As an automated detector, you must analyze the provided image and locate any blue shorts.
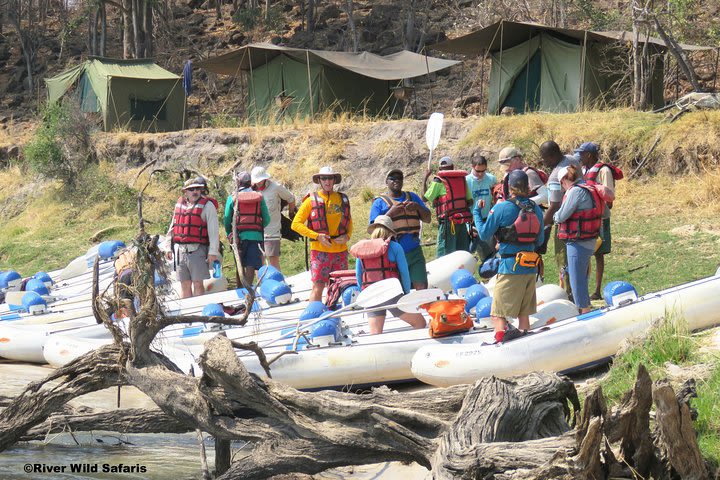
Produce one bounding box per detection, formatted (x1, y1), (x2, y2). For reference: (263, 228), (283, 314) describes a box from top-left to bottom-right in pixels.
(240, 240), (263, 270)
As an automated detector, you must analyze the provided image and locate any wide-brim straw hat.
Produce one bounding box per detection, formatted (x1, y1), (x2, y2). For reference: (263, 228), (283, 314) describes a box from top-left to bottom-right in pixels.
(367, 214), (397, 236)
(312, 166), (342, 184)
(183, 176), (207, 190)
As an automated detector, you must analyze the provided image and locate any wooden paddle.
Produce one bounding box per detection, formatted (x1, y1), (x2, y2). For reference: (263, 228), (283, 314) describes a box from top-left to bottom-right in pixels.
(425, 112), (444, 169)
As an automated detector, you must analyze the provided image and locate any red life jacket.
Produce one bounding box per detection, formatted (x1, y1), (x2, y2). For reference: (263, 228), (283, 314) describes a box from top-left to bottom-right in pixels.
(171, 196), (210, 244)
(206, 196), (219, 210)
(584, 162), (624, 184)
(233, 190), (264, 233)
(434, 170), (472, 224)
(495, 198), (541, 245)
(497, 167), (549, 201)
(376, 192), (422, 235)
(349, 238), (399, 289)
(557, 184), (605, 241)
(306, 192), (351, 237)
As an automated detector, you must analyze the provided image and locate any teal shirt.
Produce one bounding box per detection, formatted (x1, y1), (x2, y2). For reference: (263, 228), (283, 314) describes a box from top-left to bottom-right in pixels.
(466, 172), (497, 220)
(223, 189), (271, 242)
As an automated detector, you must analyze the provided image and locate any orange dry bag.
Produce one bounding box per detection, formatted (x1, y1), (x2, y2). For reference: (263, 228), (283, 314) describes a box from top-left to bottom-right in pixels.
(419, 299), (474, 338)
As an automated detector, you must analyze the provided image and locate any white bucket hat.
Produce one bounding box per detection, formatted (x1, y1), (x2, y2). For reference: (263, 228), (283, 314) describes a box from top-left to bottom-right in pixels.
(312, 166), (342, 184)
(251, 166), (271, 184)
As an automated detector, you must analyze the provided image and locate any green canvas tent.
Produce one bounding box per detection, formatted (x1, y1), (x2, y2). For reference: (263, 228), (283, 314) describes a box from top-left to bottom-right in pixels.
(45, 57), (186, 132)
(432, 20), (713, 114)
(196, 43), (460, 122)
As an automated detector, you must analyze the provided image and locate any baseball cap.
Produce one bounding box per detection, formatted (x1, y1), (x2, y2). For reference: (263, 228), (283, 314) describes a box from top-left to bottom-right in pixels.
(507, 169), (529, 191)
(498, 146), (522, 164)
(235, 171), (251, 186)
(574, 142), (599, 155)
(438, 156), (453, 168)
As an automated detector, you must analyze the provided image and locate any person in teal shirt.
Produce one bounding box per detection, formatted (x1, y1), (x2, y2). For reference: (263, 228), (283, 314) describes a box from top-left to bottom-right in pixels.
(467, 154), (497, 261)
(224, 171), (271, 285)
(479, 170), (544, 343)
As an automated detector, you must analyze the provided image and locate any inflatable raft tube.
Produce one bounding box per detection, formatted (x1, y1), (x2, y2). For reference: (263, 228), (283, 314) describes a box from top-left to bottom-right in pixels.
(427, 251), (478, 292)
(0, 320), (97, 363)
(411, 275), (720, 387)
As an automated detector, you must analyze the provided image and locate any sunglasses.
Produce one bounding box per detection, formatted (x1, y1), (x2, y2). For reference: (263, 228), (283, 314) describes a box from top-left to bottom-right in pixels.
(473, 167), (487, 173)
(186, 187), (202, 191)
(387, 176), (403, 182)
(318, 176), (335, 181)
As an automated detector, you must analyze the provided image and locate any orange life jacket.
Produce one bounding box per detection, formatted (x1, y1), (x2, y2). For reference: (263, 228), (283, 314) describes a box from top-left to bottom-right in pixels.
(306, 192), (351, 237)
(114, 249), (135, 276)
(558, 184), (604, 241)
(349, 238), (399, 289)
(420, 299), (473, 338)
(233, 190), (264, 233)
(434, 170), (472, 224)
(171, 196), (210, 244)
(376, 192), (422, 235)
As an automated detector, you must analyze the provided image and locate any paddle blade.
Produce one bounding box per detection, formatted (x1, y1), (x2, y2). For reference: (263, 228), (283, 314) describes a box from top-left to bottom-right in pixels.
(397, 288), (445, 313)
(425, 112), (444, 152)
(354, 278), (403, 309)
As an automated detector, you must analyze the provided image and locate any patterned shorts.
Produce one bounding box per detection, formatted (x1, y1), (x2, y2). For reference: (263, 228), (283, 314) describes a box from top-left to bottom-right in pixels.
(310, 250), (349, 284)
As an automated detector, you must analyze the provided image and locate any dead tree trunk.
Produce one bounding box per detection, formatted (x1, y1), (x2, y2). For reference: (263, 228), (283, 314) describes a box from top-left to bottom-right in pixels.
(653, 15), (701, 92)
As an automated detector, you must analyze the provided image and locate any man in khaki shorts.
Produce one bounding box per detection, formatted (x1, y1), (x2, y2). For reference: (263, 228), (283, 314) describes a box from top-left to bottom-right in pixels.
(166, 177), (221, 298)
(478, 170), (545, 343)
(251, 166), (296, 271)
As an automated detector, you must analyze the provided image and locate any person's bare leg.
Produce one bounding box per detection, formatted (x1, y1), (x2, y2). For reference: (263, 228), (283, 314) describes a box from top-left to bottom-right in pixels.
(491, 315), (507, 342)
(268, 256), (281, 270)
(180, 280), (193, 299)
(191, 280), (205, 297)
(400, 312), (426, 329)
(411, 281), (428, 290)
(242, 267), (256, 286)
(310, 282), (326, 302)
(593, 253), (605, 298)
(517, 314), (530, 332)
(368, 314), (386, 335)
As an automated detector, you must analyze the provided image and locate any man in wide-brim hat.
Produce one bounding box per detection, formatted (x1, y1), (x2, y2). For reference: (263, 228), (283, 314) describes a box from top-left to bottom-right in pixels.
(249, 166), (296, 272)
(166, 176), (221, 298)
(292, 166), (352, 301)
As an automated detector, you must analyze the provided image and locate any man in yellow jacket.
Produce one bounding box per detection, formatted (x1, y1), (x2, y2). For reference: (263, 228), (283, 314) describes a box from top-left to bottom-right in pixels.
(292, 166), (353, 301)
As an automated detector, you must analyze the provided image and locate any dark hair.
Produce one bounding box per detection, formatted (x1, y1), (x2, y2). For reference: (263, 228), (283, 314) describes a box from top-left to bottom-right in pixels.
(471, 155), (488, 167)
(540, 140), (561, 157)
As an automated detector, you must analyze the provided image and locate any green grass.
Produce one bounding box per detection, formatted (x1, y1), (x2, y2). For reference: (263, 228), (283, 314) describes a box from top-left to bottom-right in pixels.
(696, 361), (720, 466)
(598, 312), (698, 403)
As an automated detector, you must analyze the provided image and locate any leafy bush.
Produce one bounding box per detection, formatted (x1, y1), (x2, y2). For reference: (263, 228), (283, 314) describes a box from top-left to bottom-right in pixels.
(24, 101), (96, 189)
(232, 6), (261, 29)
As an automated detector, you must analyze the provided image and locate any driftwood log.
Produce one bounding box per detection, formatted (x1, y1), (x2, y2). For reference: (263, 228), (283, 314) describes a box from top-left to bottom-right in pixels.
(0, 228), (713, 478)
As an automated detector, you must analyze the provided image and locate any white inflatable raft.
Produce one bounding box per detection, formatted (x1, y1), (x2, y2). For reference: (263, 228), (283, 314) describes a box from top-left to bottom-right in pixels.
(411, 274), (720, 387)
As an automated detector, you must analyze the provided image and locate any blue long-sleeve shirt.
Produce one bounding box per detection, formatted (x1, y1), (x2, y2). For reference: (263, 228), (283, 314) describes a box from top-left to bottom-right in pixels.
(355, 240), (412, 293)
(553, 180), (597, 250)
(479, 197), (545, 275)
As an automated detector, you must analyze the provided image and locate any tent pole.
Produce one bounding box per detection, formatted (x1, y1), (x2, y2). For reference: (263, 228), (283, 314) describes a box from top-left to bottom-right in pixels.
(497, 20), (503, 114)
(478, 60), (484, 115)
(480, 23), (501, 115)
(306, 50), (314, 118)
(524, 30), (531, 113)
(579, 29), (588, 111)
(248, 48), (258, 124)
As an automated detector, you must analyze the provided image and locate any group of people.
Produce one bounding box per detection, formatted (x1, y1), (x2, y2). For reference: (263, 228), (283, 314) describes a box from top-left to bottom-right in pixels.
(164, 139), (622, 341)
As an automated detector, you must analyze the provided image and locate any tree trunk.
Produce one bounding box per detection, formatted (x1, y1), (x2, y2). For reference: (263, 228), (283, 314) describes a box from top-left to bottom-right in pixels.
(215, 0), (221, 20)
(132, 0), (142, 58)
(122, 0), (133, 58)
(344, 0), (357, 52)
(403, 0), (415, 52)
(143, 0), (152, 57)
(100, 1), (107, 57)
(307, 0), (315, 33)
(653, 15), (702, 92)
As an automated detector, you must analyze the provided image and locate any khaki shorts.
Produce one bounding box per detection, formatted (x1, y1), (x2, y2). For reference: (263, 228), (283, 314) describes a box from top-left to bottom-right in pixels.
(176, 244), (210, 282)
(490, 273), (537, 318)
(263, 239), (281, 257)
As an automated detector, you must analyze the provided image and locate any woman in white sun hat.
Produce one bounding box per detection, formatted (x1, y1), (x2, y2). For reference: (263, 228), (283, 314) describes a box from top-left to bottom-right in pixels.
(291, 166), (353, 301)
